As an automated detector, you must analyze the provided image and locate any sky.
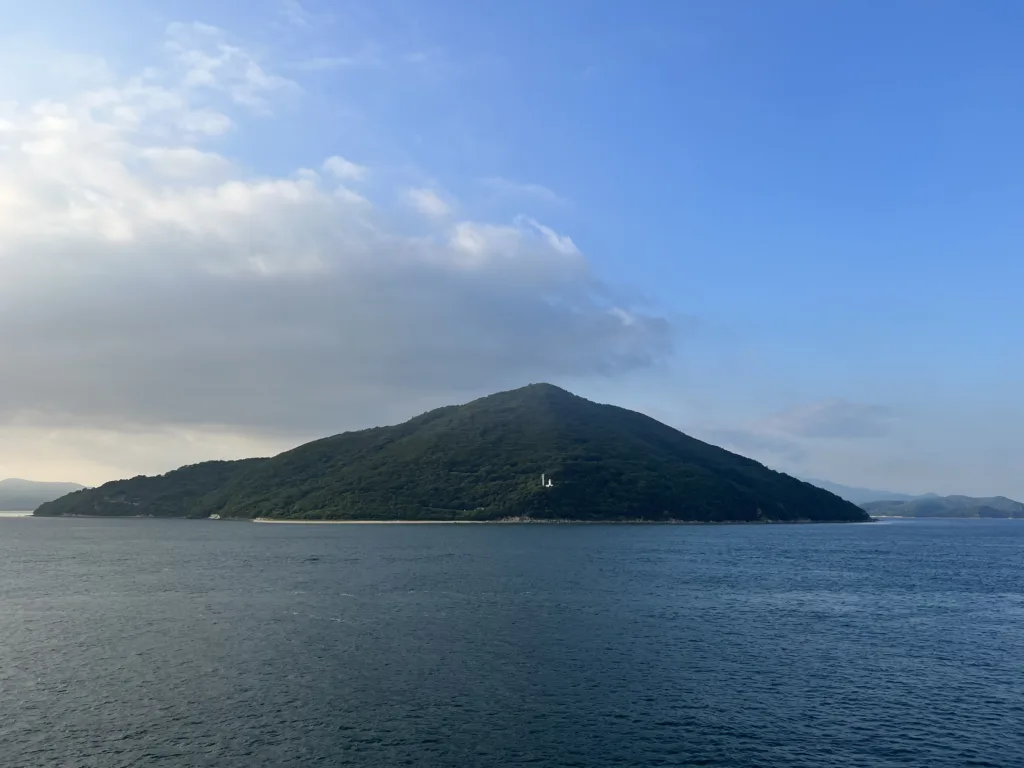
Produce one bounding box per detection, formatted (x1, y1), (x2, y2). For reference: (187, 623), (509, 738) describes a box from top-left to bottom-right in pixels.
(1, 0), (1022, 497)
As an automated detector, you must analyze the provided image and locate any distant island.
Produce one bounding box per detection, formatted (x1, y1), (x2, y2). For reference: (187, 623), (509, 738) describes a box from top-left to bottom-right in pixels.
(862, 495), (1024, 519)
(800, 478), (932, 506)
(0, 479), (85, 511)
(35, 384), (869, 524)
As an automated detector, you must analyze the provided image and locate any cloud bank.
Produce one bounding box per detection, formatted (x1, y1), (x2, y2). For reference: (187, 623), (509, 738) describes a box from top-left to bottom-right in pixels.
(0, 23), (671, 441)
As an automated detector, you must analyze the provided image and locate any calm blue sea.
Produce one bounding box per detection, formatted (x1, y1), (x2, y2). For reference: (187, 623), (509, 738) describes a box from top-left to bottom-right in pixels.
(1, 517), (1021, 767)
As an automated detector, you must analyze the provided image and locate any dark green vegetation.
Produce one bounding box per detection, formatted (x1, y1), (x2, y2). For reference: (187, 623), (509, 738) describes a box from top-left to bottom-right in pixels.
(36, 384), (870, 523)
(35, 461), (264, 518)
(0, 479), (84, 511)
(862, 495), (1024, 518)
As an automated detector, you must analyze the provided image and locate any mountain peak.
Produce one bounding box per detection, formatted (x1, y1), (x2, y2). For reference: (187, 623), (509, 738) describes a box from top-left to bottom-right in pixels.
(486, 382), (578, 401)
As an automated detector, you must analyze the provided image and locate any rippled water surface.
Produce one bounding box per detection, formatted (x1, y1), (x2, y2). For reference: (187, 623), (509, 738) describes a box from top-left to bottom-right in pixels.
(2, 518), (1022, 767)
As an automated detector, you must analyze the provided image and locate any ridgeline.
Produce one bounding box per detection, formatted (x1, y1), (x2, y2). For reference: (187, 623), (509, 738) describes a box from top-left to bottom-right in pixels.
(35, 384), (869, 523)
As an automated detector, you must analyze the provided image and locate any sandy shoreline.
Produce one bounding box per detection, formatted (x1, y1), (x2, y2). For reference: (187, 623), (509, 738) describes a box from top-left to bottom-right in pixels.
(251, 517), (870, 525)
(19, 515), (875, 525)
(253, 518), (490, 524)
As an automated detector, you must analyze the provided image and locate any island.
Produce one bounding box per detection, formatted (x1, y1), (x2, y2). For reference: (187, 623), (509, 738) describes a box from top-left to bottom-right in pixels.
(862, 495), (1024, 519)
(35, 384), (870, 523)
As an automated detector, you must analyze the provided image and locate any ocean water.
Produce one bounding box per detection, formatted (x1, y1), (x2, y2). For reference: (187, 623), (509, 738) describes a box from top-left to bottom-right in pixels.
(1, 518), (1021, 767)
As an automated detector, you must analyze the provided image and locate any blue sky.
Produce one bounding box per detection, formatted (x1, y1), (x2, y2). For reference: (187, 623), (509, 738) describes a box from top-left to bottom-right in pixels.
(1, 0), (1022, 496)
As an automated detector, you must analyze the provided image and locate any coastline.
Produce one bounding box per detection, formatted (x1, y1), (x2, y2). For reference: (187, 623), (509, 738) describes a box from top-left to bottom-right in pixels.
(34, 514), (1024, 523)
(253, 518), (488, 524)
(24, 514), (875, 524)
(252, 517), (873, 525)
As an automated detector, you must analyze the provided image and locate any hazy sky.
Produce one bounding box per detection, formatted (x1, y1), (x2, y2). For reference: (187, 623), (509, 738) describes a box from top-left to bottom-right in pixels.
(1, 0), (1022, 497)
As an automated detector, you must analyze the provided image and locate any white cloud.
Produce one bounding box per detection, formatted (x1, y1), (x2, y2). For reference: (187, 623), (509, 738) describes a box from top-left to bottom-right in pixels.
(323, 155), (368, 181)
(479, 176), (568, 206)
(0, 23), (672, 461)
(763, 399), (895, 439)
(179, 110), (234, 136)
(49, 54), (114, 86)
(691, 397), (908, 497)
(519, 216), (580, 255)
(333, 185), (371, 206)
(697, 399), (895, 471)
(140, 146), (233, 180)
(287, 56), (356, 71)
(699, 428), (809, 466)
(405, 187), (452, 218)
(276, 0), (343, 34)
(279, 0), (312, 28)
(164, 22), (297, 112)
(283, 48), (385, 72)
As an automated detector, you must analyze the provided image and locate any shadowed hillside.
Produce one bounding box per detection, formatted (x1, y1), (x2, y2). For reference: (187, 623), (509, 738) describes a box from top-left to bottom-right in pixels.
(34, 462), (264, 518)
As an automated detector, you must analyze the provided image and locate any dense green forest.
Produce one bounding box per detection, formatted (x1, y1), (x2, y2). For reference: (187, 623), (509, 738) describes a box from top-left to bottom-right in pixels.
(35, 461), (264, 518)
(36, 384), (869, 523)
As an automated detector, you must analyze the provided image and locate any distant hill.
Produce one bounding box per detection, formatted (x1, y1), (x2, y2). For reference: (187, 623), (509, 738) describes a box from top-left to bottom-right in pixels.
(802, 478), (931, 505)
(862, 495), (1024, 519)
(0, 479), (85, 511)
(36, 384), (870, 523)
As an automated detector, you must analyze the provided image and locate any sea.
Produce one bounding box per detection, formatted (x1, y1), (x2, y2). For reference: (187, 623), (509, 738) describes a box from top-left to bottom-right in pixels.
(1, 516), (1021, 767)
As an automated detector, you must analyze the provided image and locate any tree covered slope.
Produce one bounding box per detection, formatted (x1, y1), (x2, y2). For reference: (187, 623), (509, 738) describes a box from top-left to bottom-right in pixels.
(36, 384), (869, 523)
(34, 461), (265, 518)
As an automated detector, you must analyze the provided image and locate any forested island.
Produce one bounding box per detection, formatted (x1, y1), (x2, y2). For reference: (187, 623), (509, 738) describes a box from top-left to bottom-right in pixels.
(35, 384), (869, 523)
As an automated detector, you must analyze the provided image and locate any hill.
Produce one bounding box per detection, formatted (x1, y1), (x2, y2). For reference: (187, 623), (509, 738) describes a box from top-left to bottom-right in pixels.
(34, 461), (265, 518)
(862, 495), (1024, 519)
(0, 479), (85, 511)
(36, 384), (870, 523)
(801, 478), (929, 505)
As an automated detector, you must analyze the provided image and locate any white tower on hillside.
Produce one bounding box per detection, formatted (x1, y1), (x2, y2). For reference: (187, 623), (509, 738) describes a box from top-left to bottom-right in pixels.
(541, 473), (553, 488)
